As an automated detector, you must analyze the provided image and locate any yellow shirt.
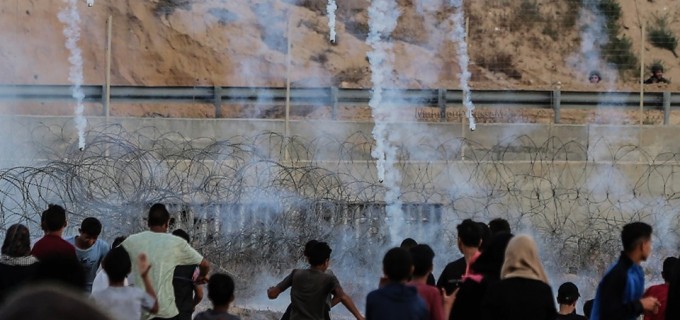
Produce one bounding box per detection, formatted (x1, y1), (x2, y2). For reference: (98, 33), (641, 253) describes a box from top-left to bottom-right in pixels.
(122, 231), (203, 319)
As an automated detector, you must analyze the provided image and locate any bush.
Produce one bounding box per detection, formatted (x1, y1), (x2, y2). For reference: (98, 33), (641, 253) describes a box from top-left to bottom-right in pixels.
(477, 52), (522, 80)
(153, 0), (192, 17)
(602, 35), (638, 71)
(509, 0), (542, 31)
(647, 14), (678, 56)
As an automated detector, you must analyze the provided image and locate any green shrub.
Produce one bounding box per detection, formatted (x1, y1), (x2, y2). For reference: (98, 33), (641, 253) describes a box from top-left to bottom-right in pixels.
(647, 14), (678, 56)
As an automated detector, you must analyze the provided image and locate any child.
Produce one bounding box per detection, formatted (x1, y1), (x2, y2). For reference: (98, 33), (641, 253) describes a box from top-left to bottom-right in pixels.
(366, 247), (428, 320)
(194, 273), (240, 320)
(91, 246), (158, 320)
(268, 241), (364, 320)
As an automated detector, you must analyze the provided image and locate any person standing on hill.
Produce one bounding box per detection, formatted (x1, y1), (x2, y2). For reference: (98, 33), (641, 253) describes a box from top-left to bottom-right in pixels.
(590, 222), (660, 320)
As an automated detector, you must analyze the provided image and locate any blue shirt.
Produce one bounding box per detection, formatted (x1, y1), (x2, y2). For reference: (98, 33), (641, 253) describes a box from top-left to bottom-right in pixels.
(591, 253), (645, 320)
(65, 236), (109, 292)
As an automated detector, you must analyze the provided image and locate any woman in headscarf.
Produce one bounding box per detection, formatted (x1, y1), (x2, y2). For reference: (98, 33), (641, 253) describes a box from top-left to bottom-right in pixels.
(0, 224), (40, 302)
(448, 232), (513, 320)
(481, 234), (556, 320)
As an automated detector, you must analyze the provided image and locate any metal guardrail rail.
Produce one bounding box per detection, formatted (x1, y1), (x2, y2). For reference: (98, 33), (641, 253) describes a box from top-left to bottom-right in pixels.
(0, 85), (677, 124)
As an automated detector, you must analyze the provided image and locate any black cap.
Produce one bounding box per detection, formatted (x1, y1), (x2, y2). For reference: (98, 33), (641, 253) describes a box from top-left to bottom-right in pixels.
(557, 282), (580, 304)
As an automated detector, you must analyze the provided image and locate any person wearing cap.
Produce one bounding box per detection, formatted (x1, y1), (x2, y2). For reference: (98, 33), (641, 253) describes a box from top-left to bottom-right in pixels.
(644, 65), (670, 84)
(556, 282), (587, 320)
(642, 257), (677, 320)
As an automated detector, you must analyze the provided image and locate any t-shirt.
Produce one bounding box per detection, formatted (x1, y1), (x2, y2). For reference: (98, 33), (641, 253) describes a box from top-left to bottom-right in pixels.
(275, 269), (340, 320)
(409, 282), (444, 320)
(91, 269), (128, 293)
(65, 236), (110, 292)
(31, 235), (77, 261)
(194, 309), (241, 320)
(122, 231), (204, 319)
(643, 283), (669, 320)
(91, 286), (155, 320)
(556, 312), (587, 320)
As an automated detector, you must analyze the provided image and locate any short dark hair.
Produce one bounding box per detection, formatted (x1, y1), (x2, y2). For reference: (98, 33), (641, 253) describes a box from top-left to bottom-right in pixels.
(383, 247), (413, 282)
(102, 246), (131, 283)
(80, 217), (102, 237)
(477, 222), (491, 252)
(621, 222), (652, 253)
(307, 241), (332, 266)
(489, 218), (511, 235)
(663, 257), (678, 282)
(400, 238), (418, 249)
(207, 273), (235, 306)
(172, 229), (190, 243)
(303, 240), (319, 257)
(457, 219), (482, 248)
(2, 224), (31, 257)
(409, 244), (435, 277)
(111, 236), (126, 249)
(41, 204), (66, 232)
(148, 203), (170, 227)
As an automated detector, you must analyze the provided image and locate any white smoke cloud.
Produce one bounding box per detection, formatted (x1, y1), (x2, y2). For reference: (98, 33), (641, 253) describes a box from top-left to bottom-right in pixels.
(57, 0), (87, 150)
(449, 0), (476, 130)
(366, 0), (403, 243)
(327, 0), (337, 43)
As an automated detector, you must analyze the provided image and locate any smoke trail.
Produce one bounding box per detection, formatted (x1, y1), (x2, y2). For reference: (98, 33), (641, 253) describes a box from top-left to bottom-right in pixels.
(58, 0), (87, 150)
(327, 0), (337, 44)
(449, 0), (476, 130)
(366, 0), (402, 243)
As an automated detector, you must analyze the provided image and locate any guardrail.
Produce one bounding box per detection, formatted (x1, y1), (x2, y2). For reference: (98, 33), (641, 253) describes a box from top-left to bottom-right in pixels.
(0, 85), (676, 124)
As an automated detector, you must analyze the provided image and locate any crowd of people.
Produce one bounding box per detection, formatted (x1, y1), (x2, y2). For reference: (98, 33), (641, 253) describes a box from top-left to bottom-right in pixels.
(268, 218), (680, 320)
(0, 203), (234, 320)
(0, 203), (679, 320)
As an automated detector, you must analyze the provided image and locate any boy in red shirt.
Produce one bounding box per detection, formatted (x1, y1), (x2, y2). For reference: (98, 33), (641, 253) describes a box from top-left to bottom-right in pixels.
(643, 257), (677, 320)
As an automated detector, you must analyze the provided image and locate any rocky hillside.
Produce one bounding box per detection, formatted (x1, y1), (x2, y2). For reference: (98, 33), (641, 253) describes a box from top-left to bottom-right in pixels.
(0, 0), (679, 119)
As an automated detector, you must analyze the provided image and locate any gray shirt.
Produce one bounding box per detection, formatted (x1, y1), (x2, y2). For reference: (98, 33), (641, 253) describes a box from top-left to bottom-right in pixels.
(276, 269), (340, 320)
(91, 286), (155, 320)
(66, 236), (109, 292)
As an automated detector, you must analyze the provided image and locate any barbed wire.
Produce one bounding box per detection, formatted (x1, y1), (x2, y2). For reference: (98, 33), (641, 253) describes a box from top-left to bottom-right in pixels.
(0, 122), (677, 305)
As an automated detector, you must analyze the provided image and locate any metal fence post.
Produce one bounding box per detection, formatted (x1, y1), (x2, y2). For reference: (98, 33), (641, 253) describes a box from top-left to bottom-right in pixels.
(438, 88), (447, 122)
(663, 91), (671, 125)
(214, 86), (222, 118)
(552, 89), (561, 124)
(330, 86), (339, 120)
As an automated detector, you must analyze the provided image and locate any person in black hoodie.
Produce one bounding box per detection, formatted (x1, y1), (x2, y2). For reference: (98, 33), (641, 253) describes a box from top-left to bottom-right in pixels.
(449, 232), (513, 320)
(481, 234), (557, 320)
(666, 254), (680, 319)
(0, 224), (40, 303)
(366, 247), (428, 320)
